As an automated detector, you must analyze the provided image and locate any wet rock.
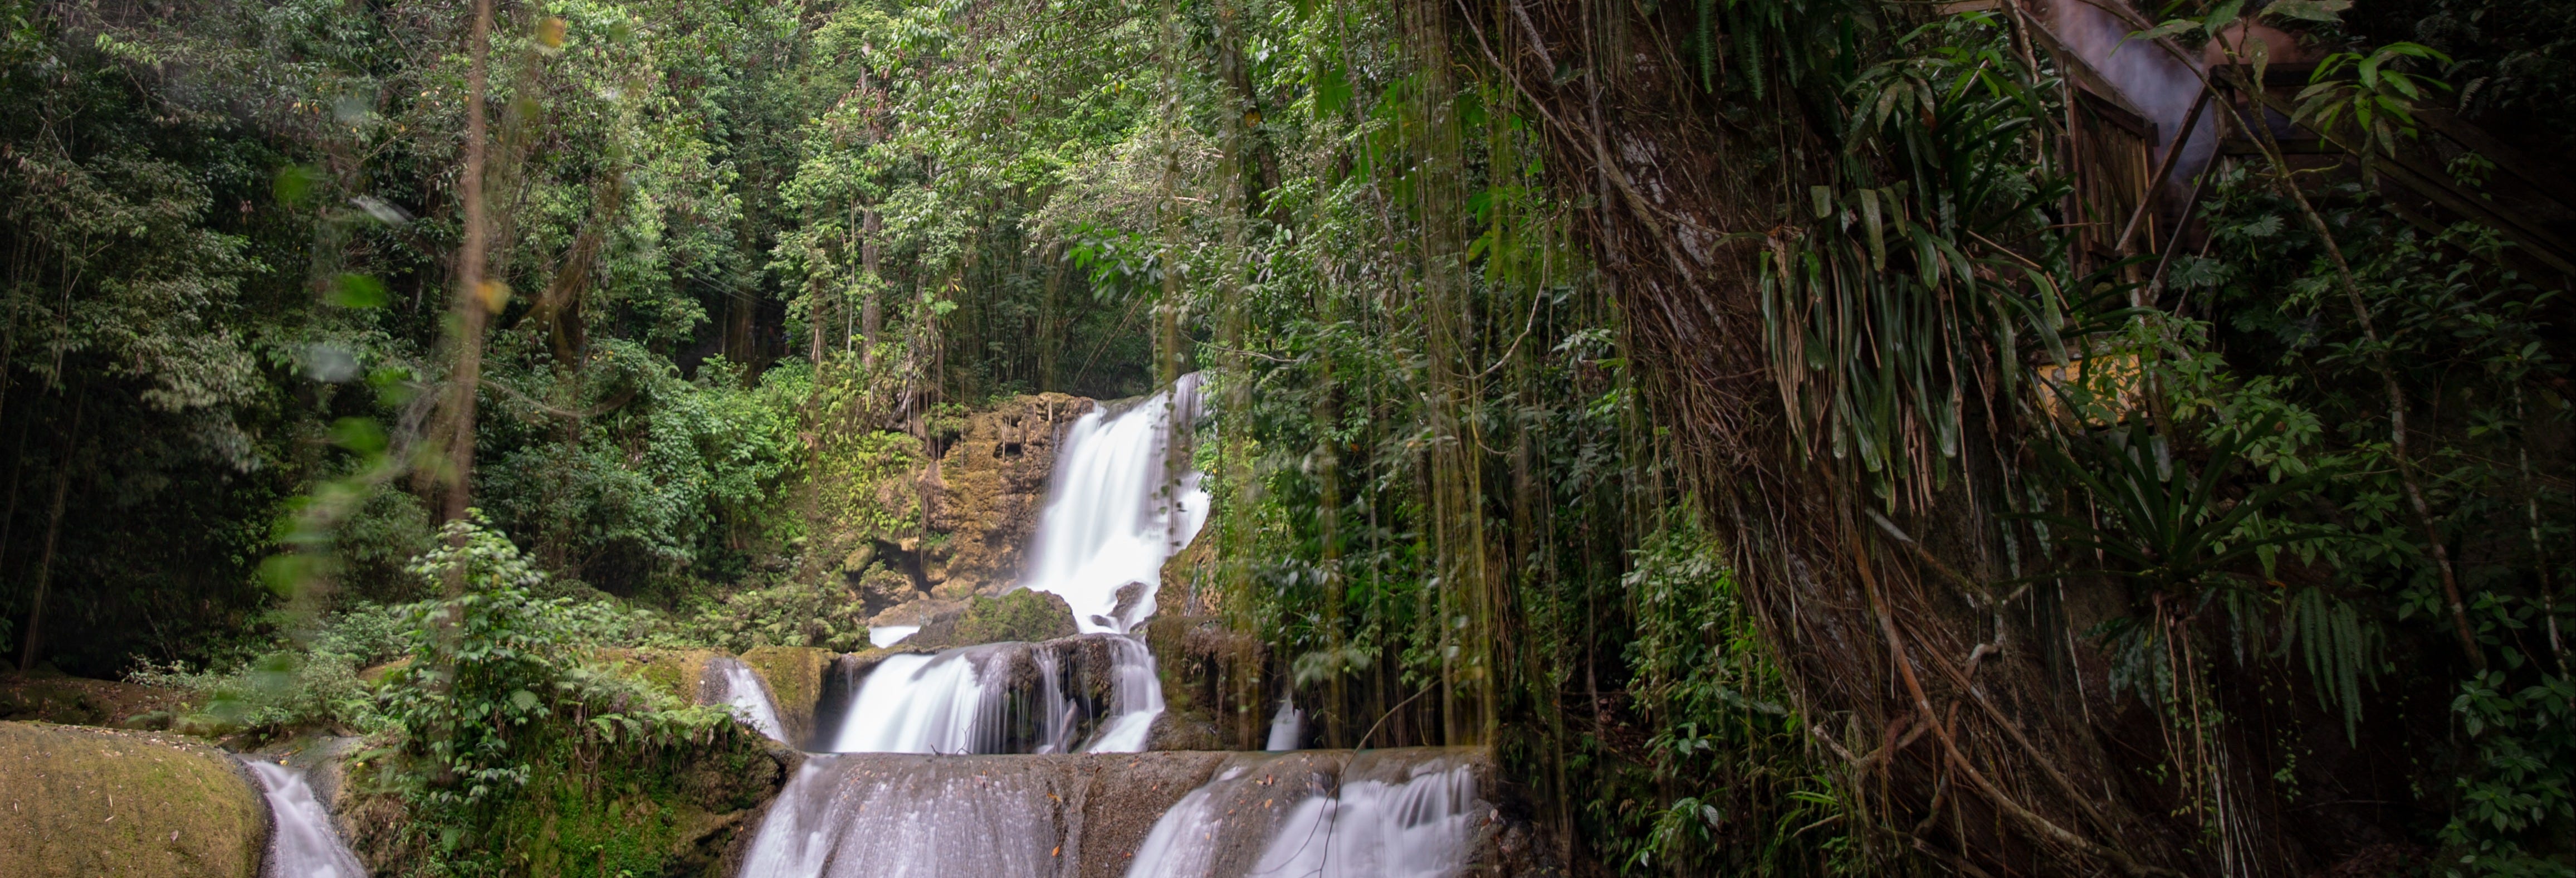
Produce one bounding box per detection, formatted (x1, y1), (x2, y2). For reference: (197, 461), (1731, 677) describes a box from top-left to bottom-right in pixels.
(894, 589), (1077, 652)
(922, 394), (1091, 598)
(726, 747), (1508, 877)
(850, 564), (920, 618)
(1143, 614), (1270, 750)
(728, 750), (1225, 877)
(0, 721), (265, 878)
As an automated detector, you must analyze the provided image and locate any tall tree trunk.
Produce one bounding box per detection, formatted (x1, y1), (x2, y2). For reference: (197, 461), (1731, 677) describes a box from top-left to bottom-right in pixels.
(17, 387), (82, 672)
(442, 0), (496, 537)
(862, 208), (883, 364)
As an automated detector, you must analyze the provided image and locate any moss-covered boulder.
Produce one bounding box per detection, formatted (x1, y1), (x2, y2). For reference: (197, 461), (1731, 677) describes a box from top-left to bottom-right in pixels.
(894, 589), (1078, 653)
(737, 646), (830, 744)
(0, 721), (265, 878)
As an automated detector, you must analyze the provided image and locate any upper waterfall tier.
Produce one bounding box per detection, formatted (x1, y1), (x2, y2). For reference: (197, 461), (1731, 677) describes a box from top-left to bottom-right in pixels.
(1021, 373), (1209, 635)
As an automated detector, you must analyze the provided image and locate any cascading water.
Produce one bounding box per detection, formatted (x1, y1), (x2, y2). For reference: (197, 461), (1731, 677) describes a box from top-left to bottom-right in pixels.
(1122, 764), (1256, 878)
(1247, 760), (1481, 878)
(813, 636), (1160, 755)
(740, 375), (1229, 876)
(1122, 749), (1490, 878)
(822, 646), (1008, 754)
(737, 755), (1066, 878)
(1022, 373), (1208, 635)
(242, 760), (366, 878)
(805, 376), (1203, 759)
(1264, 698), (1303, 752)
(1074, 633), (1164, 753)
(706, 656), (791, 744)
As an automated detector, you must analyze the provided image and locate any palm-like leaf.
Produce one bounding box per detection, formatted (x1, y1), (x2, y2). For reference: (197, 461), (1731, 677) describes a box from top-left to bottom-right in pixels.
(2025, 414), (2319, 594)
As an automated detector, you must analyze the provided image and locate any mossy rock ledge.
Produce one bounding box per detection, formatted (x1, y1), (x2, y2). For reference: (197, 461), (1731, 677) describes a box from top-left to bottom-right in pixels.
(0, 721), (265, 878)
(736, 646), (831, 744)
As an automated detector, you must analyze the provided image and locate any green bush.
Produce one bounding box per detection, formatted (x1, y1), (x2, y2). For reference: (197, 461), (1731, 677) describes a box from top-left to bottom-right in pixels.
(370, 514), (747, 872)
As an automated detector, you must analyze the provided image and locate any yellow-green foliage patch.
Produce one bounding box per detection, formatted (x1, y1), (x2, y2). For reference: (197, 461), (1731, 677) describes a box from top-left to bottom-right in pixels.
(0, 721), (263, 878)
(593, 649), (721, 704)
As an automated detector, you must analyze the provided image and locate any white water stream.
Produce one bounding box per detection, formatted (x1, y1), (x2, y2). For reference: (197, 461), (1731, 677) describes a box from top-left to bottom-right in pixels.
(1022, 373), (1208, 635)
(1122, 752), (1486, 878)
(1245, 762), (1480, 878)
(737, 756), (1065, 878)
(243, 760), (366, 878)
(822, 647), (1007, 754)
(708, 656), (792, 744)
(1264, 697), (1303, 752)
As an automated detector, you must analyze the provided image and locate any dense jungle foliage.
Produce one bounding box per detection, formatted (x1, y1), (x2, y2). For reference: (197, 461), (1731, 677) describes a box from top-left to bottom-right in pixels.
(0, 0), (2568, 875)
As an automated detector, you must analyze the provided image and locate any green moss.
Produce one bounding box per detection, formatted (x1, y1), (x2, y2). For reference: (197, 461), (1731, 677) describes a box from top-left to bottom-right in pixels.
(952, 590), (1078, 645)
(511, 769), (687, 878)
(594, 649), (721, 705)
(0, 722), (265, 878)
(739, 646), (827, 743)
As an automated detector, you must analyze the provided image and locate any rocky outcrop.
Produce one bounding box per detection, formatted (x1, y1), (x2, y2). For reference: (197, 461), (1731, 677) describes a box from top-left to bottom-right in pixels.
(595, 647), (724, 704)
(0, 721), (266, 878)
(1142, 614), (1270, 752)
(794, 392), (1092, 637)
(887, 589), (1079, 653)
(918, 393), (1090, 600)
(737, 646), (831, 744)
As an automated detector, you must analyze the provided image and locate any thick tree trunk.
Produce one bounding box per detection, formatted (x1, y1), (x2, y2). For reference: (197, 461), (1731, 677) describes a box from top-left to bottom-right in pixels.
(1450, 1), (2192, 873)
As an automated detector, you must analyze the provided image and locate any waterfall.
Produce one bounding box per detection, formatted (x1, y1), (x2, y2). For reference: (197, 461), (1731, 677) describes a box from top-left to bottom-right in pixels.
(822, 647), (1009, 754)
(1246, 761), (1480, 878)
(1022, 373), (1208, 635)
(707, 656), (791, 744)
(737, 755), (1064, 878)
(1122, 765), (1251, 878)
(740, 375), (1220, 876)
(1075, 634), (1164, 753)
(1264, 697), (1303, 752)
(814, 636), (1160, 755)
(1123, 750), (1488, 878)
(242, 760), (365, 878)
(868, 625), (919, 648)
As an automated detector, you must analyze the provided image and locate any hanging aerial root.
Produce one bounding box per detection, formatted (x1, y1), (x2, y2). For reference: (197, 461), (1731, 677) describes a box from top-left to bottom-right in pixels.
(1851, 532), (2181, 878)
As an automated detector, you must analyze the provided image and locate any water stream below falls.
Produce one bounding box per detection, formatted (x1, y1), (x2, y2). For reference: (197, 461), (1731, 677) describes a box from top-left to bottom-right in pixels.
(243, 759), (366, 878)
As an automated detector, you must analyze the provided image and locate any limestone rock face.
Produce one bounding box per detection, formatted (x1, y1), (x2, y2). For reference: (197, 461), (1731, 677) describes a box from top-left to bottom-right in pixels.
(0, 721), (265, 878)
(918, 393), (1089, 598)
